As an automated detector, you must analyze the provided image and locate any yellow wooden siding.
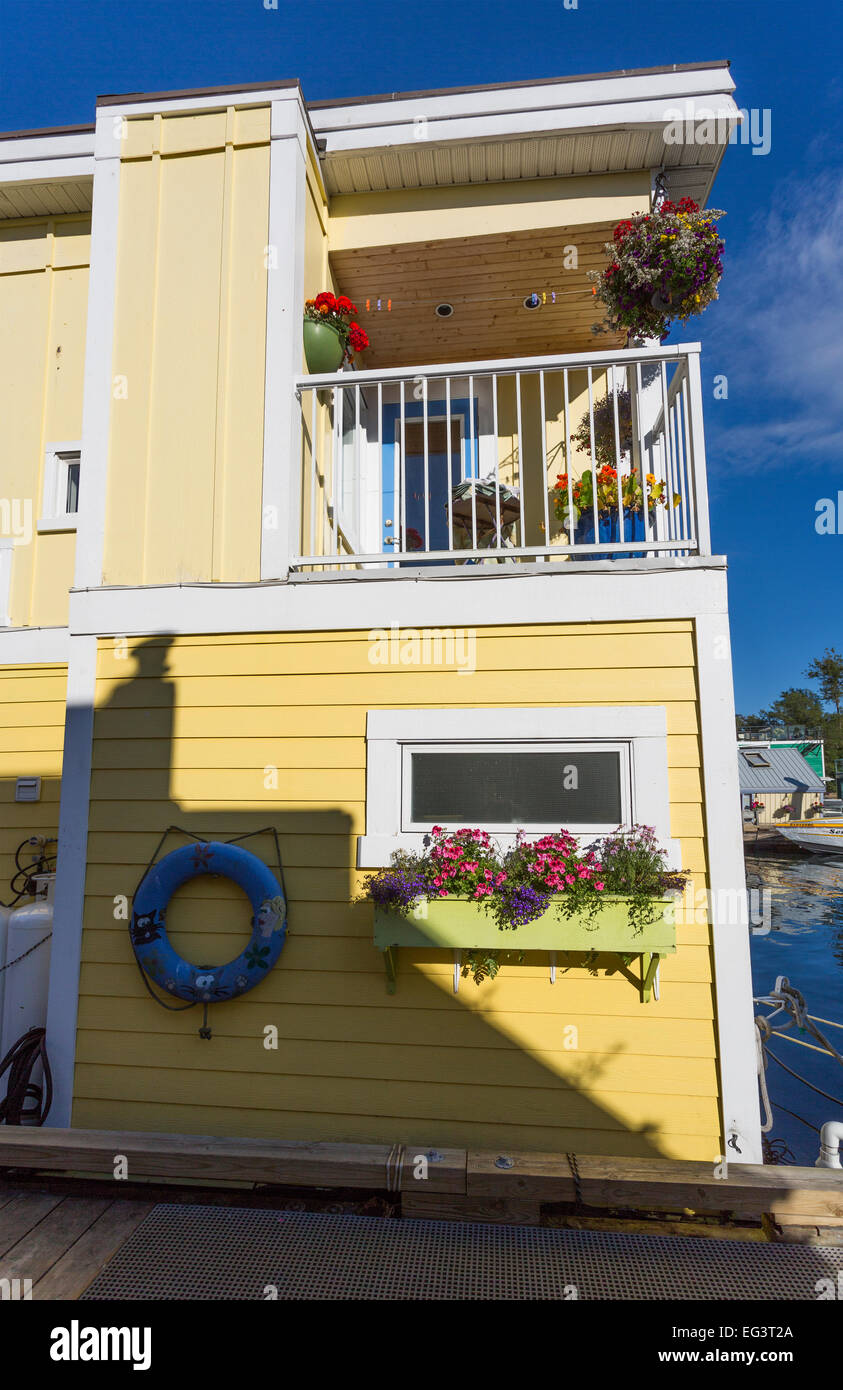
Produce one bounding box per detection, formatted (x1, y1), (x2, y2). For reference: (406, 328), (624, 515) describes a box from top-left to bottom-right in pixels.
(73, 622), (719, 1159)
(0, 219), (89, 627)
(103, 108), (270, 587)
(0, 664), (66, 890)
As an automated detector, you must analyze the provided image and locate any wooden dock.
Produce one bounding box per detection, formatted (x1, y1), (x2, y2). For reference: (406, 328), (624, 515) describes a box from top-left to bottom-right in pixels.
(2, 1127), (843, 1296)
(0, 1187), (153, 1299)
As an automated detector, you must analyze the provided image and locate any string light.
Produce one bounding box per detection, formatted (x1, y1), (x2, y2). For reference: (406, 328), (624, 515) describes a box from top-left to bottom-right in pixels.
(358, 285), (591, 310)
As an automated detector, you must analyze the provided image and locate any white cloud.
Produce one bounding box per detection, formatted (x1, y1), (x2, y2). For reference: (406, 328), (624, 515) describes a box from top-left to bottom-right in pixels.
(704, 168), (843, 472)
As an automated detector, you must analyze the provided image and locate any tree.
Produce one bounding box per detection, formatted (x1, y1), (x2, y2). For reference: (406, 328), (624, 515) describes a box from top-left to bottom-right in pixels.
(806, 648), (843, 719)
(735, 711), (766, 736)
(761, 688), (825, 730)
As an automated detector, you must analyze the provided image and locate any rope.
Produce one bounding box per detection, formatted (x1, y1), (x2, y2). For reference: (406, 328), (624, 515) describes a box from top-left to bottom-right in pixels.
(385, 1143), (405, 1193)
(566, 1151), (584, 1207)
(763, 1047), (843, 1109)
(769, 1100), (820, 1135)
(756, 1025), (774, 1134)
(0, 932), (51, 974)
(0, 1027), (52, 1125)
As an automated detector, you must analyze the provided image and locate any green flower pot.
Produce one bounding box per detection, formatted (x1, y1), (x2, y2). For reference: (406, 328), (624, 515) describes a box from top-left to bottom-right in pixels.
(303, 319), (346, 374)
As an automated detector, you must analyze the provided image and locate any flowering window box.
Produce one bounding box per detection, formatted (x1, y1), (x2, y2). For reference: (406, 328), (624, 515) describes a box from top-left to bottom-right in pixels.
(373, 894), (676, 1002)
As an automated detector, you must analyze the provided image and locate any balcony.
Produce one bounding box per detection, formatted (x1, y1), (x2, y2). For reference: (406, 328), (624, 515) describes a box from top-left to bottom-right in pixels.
(293, 343), (711, 573)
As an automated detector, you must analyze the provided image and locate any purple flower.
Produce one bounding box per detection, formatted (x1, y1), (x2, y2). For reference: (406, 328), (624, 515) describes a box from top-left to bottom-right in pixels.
(363, 868), (428, 911)
(498, 883), (551, 928)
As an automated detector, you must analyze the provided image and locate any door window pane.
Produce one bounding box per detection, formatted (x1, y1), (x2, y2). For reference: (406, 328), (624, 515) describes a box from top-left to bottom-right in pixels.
(409, 750), (622, 825)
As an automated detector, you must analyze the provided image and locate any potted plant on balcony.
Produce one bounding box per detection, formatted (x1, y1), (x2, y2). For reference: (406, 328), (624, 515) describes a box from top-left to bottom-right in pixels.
(361, 824), (686, 986)
(551, 464), (680, 555)
(303, 292), (370, 373)
(590, 197), (725, 341)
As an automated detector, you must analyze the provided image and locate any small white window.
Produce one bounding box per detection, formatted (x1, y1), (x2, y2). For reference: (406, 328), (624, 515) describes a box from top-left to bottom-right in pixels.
(359, 706), (679, 867)
(401, 742), (630, 834)
(38, 442), (81, 532)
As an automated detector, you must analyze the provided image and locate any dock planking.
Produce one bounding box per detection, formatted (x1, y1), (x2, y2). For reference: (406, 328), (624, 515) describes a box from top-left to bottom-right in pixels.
(1, 1126), (842, 1241)
(0, 1190), (153, 1300)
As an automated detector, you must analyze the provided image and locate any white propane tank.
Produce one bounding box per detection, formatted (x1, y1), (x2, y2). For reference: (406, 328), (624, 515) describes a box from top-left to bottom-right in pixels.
(0, 874), (54, 1071)
(0, 901), (10, 1051)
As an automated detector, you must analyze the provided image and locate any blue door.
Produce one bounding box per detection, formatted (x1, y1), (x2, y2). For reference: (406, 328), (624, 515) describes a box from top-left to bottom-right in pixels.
(381, 399), (478, 560)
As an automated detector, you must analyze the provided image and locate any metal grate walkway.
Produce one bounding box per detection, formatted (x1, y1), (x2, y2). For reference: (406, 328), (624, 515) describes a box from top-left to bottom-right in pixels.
(81, 1203), (843, 1301)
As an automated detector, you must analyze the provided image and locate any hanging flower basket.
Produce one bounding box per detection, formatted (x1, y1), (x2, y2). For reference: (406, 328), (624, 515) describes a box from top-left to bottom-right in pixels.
(303, 319), (346, 374)
(590, 197), (725, 340)
(303, 292), (370, 373)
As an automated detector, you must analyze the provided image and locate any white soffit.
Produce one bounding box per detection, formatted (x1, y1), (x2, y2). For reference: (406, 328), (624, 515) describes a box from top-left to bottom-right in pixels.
(0, 128), (95, 220)
(310, 65), (739, 203)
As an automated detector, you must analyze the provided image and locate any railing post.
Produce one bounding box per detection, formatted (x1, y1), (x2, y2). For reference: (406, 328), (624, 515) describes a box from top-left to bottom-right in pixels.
(685, 349), (712, 556)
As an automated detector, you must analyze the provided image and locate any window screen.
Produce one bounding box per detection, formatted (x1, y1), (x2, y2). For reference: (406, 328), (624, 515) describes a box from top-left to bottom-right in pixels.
(409, 749), (623, 826)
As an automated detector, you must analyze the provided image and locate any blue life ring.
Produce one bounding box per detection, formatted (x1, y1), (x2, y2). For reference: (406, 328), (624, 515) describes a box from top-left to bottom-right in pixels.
(130, 841), (286, 1003)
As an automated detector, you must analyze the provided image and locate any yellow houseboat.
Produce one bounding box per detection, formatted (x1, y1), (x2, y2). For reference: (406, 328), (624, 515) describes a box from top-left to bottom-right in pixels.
(0, 63), (763, 1167)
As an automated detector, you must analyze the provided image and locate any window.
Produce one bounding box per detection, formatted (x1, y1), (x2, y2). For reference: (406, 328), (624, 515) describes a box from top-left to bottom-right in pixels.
(403, 744), (627, 831)
(359, 706), (679, 867)
(742, 750), (770, 768)
(38, 443), (81, 532)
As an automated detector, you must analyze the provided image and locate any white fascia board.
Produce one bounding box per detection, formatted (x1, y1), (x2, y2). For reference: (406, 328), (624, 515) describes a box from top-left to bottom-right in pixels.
(0, 131), (95, 165)
(0, 626), (69, 664)
(98, 86), (305, 122)
(319, 95), (740, 157)
(68, 562), (728, 638)
(0, 156), (94, 185)
(310, 68), (737, 134)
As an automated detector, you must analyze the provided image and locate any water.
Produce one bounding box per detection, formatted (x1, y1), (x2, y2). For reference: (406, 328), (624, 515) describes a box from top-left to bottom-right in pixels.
(747, 851), (843, 1165)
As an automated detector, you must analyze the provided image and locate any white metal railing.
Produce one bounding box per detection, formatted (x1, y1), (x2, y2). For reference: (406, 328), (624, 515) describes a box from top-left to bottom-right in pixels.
(293, 344), (711, 571)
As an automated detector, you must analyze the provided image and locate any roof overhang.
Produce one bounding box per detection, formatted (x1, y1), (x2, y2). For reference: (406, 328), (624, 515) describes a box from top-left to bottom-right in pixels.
(310, 63), (740, 205)
(0, 127), (94, 219)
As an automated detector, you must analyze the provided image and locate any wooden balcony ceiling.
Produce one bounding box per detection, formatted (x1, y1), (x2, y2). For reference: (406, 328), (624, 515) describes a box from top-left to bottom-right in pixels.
(330, 220), (626, 368)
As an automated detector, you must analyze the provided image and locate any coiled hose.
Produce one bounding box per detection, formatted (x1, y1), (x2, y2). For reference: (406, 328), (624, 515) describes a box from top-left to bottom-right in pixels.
(0, 1027), (52, 1125)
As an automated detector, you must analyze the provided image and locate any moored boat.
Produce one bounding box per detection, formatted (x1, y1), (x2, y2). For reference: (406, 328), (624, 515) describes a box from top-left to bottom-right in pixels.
(776, 819), (843, 853)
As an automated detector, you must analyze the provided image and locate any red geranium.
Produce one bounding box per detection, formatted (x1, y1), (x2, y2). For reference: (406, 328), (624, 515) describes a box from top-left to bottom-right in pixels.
(305, 291), (371, 358)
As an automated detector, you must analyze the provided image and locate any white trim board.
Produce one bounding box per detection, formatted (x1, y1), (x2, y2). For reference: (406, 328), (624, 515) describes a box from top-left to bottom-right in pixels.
(695, 611), (763, 1164)
(72, 116), (121, 591)
(358, 704), (678, 866)
(44, 633), (97, 1127)
(261, 96), (308, 580)
(310, 68), (738, 146)
(0, 626), (69, 664)
(68, 562), (729, 637)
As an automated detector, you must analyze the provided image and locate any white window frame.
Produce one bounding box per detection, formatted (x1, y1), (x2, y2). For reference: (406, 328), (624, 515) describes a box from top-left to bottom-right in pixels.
(401, 740), (631, 834)
(37, 441), (81, 533)
(358, 705), (680, 867)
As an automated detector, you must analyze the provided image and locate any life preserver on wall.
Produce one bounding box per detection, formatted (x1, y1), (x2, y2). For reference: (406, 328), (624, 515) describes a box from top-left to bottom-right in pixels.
(130, 841), (287, 1003)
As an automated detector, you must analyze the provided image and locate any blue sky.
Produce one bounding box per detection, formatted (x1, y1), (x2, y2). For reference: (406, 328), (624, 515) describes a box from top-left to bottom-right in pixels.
(2, 0), (840, 715)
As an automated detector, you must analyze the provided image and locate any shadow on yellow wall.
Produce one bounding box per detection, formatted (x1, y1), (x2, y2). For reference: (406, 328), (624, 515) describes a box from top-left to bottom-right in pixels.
(72, 634), (709, 1160)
